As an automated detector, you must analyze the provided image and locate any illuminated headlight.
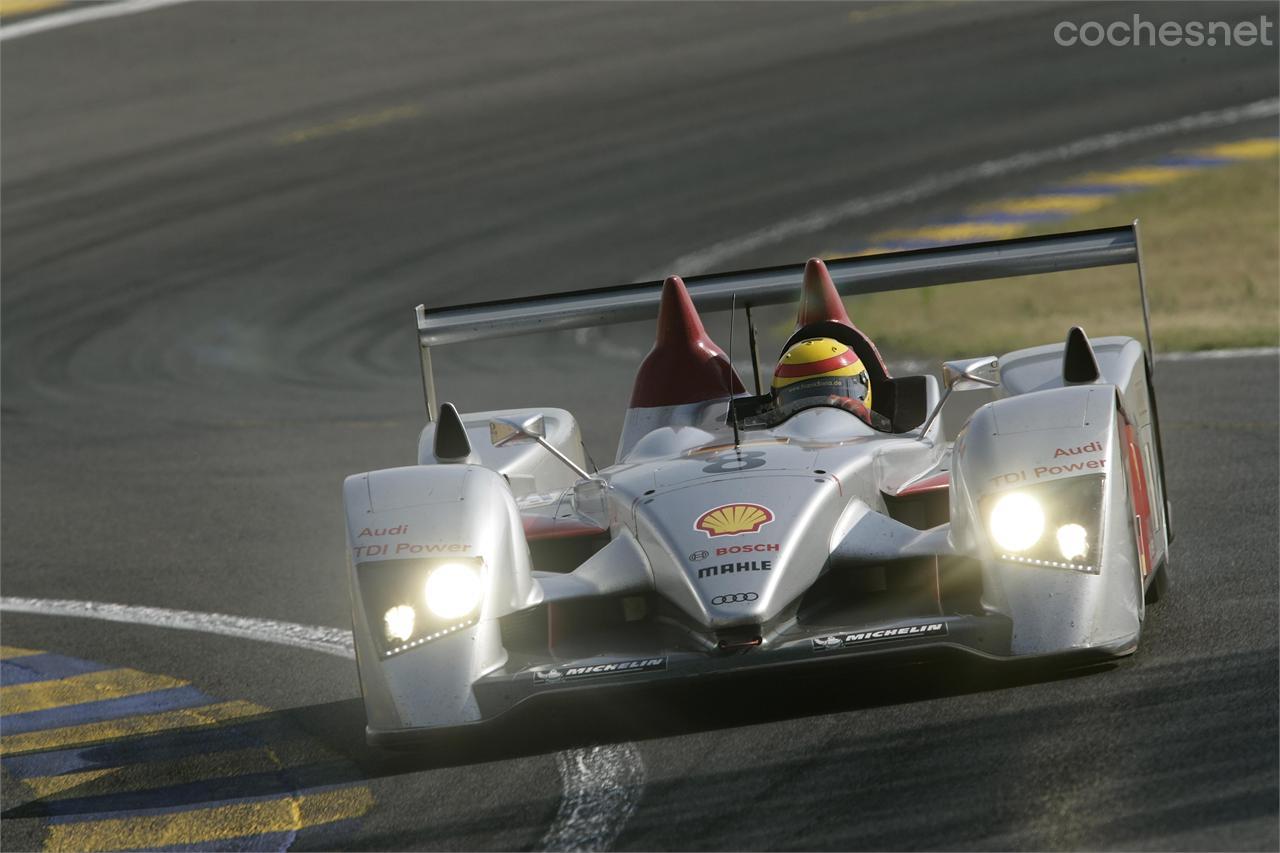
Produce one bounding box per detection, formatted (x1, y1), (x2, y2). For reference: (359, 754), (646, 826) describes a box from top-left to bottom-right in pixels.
(383, 605), (416, 643)
(982, 474), (1105, 573)
(1056, 523), (1089, 560)
(987, 492), (1045, 552)
(424, 562), (483, 620)
(358, 557), (484, 657)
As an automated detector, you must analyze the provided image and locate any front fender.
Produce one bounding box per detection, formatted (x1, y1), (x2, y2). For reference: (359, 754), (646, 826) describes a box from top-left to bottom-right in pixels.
(951, 385), (1142, 656)
(343, 464), (536, 731)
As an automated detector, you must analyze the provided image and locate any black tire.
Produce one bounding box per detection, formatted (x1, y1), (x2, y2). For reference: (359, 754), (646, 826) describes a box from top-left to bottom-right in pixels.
(1144, 556), (1170, 605)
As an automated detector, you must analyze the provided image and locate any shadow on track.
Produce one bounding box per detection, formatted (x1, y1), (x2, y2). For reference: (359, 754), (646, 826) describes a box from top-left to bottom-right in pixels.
(3, 652), (1119, 821)
(345, 655), (1122, 773)
(0, 650), (1100, 819)
(7, 641), (1275, 851)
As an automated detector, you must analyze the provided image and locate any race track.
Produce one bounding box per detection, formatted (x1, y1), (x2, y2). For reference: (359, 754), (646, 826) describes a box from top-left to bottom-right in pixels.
(2, 1), (1277, 850)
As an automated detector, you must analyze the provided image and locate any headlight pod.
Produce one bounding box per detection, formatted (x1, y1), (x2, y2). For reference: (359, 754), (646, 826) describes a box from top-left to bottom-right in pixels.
(359, 558), (484, 657)
(981, 474), (1105, 573)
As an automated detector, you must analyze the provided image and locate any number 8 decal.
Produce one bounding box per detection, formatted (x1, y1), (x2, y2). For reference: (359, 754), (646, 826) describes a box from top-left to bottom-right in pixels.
(702, 450), (767, 474)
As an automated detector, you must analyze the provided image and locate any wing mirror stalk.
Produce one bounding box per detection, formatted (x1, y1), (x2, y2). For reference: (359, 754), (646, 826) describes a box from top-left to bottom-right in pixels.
(917, 356), (1000, 438)
(489, 414), (595, 482)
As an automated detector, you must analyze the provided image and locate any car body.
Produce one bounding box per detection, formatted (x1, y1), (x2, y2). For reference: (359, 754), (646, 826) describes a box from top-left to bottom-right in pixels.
(343, 224), (1171, 745)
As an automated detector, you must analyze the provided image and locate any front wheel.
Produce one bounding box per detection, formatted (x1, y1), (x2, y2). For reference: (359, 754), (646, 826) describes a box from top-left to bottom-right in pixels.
(1144, 555), (1170, 605)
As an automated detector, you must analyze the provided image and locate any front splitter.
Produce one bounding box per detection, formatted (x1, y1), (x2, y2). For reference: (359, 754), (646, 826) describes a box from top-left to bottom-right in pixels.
(367, 612), (1136, 748)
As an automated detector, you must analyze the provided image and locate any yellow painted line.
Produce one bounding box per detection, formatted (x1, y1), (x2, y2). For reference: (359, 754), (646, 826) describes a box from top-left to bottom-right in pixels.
(22, 767), (116, 799)
(0, 645), (43, 660)
(275, 104), (423, 145)
(1196, 137), (1280, 160)
(45, 785), (375, 852)
(1, 668), (187, 715)
(0, 0), (67, 18)
(975, 194), (1113, 215)
(0, 700), (264, 757)
(832, 133), (1272, 262)
(1070, 165), (1199, 187)
(822, 247), (897, 260)
(24, 737), (332, 799)
(876, 222), (1028, 243)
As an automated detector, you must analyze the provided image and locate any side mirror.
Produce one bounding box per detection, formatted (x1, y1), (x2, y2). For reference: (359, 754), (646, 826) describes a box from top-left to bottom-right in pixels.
(490, 414), (547, 447)
(942, 356), (1000, 392)
(489, 413), (593, 482)
(918, 356), (1000, 438)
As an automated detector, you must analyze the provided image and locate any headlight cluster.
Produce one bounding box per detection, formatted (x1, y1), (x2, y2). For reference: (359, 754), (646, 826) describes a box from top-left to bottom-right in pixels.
(359, 559), (484, 657)
(983, 474), (1104, 573)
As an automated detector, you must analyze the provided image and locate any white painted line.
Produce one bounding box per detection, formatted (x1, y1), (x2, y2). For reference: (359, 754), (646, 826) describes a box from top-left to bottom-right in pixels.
(0, 595), (646, 852)
(0, 0), (193, 41)
(541, 744), (646, 852)
(0, 596), (355, 658)
(656, 97), (1280, 277)
(1156, 346), (1278, 362)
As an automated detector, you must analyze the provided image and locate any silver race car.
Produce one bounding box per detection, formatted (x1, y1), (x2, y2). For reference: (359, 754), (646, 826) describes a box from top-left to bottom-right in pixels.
(343, 224), (1172, 745)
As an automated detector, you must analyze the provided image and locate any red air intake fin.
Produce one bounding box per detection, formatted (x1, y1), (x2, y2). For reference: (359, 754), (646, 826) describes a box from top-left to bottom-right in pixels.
(629, 276), (746, 408)
(789, 258), (891, 381)
(795, 258), (853, 328)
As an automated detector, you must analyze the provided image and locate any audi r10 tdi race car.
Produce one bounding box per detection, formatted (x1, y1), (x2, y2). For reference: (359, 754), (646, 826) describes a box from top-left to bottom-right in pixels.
(343, 224), (1171, 745)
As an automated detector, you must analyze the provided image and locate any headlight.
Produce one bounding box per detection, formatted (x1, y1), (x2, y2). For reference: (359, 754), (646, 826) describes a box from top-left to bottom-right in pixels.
(1056, 523), (1089, 560)
(424, 562), (483, 620)
(383, 605), (416, 644)
(988, 492), (1045, 552)
(358, 558), (484, 657)
(982, 475), (1105, 573)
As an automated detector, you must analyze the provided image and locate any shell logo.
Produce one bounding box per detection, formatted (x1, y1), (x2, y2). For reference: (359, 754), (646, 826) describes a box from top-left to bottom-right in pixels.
(695, 503), (774, 538)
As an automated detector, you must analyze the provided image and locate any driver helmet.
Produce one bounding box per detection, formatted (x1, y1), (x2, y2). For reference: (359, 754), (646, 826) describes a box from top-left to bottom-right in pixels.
(772, 337), (872, 414)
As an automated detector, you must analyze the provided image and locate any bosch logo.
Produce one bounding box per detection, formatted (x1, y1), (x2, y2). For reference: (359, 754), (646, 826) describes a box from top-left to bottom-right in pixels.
(711, 592), (759, 605)
(715, 543), (779, 556)
(688, 550), (710, 562)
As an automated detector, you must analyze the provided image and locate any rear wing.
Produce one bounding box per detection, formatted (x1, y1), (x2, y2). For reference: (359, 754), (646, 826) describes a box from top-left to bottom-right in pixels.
(415, 222), (1152, 418)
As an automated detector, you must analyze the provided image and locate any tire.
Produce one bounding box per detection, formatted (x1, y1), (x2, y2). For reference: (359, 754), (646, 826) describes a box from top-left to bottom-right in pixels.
(1144, 555), (1170, 605)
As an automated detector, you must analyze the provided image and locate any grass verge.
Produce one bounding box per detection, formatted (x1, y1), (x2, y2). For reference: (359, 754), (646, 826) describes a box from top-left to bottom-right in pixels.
(842, 155), (1279, 358)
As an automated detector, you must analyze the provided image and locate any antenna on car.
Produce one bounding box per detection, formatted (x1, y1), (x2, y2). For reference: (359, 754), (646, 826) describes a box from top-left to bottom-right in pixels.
(744, 303), (763, 396)
(726, 293), (742, 450)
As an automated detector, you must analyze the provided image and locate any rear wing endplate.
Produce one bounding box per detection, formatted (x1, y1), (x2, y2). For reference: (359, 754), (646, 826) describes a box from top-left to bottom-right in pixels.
(415, 222), (1151, 418)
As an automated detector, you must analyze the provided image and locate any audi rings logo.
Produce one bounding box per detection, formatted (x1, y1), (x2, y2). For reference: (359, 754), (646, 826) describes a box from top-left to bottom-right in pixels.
(711, 592), (759, 605)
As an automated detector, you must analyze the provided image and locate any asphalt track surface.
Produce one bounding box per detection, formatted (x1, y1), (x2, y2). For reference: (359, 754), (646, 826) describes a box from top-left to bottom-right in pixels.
(2, 1), (1278, 850)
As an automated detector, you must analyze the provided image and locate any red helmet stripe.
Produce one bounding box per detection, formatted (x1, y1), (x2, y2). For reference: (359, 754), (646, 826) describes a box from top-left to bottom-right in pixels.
(773, 351), (862, 379)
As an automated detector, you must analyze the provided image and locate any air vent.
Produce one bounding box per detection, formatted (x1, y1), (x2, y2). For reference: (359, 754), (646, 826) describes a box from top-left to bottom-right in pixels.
(433, 402), (473, 462)
(1062, 326), (1101, 384)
